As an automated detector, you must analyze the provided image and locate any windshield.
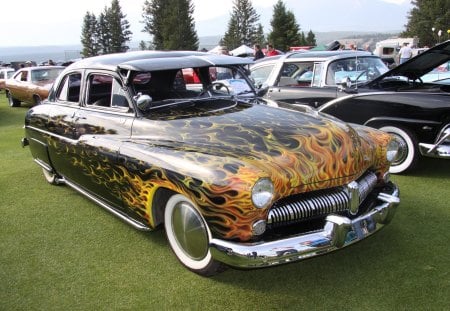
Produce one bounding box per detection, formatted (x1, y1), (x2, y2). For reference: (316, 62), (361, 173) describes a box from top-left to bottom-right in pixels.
(421, 61), (450, 83)
(131, 65), (256, 109)
(326, 57), (389, 85)
(31, 68), (64, 82)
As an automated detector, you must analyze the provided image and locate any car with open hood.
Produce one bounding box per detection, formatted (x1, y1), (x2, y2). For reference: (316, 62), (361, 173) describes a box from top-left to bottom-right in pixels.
(319, 40), (450, 174)
(22, 51), (400, 276)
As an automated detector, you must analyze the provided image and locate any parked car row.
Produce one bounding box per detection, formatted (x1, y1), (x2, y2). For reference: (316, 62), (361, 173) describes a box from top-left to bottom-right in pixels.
(18, 40), (450, 276)
(250, 40), (450, 173)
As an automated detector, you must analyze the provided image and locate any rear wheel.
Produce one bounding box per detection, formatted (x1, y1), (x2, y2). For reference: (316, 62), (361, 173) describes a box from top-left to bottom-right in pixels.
(164, 194), (226, 276)
(380, 126), (418, 174)
(7, 92), (21, 107)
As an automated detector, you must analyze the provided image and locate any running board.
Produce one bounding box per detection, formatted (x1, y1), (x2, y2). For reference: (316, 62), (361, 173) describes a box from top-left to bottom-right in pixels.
(64, 179), (152, 231)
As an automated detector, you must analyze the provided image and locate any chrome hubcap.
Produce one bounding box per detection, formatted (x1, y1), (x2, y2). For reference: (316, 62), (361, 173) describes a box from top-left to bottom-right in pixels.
(391, 134), (408, 165)
(171, 202), (208, 260)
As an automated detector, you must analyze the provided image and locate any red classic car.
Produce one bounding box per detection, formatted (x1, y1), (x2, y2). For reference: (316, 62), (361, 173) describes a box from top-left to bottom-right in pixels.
(5, 66), (64, 107)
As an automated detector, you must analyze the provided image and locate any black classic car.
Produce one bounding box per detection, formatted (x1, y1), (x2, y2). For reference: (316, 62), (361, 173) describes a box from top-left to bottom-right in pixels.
(319, 40), (450, 174)
(251, 41), (450, 174)
(249, 50), (389, 108)
(22, 51), (400, 275)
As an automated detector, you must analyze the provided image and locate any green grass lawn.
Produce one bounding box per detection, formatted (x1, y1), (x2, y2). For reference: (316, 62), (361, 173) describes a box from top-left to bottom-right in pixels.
(1, 95), (449, 310)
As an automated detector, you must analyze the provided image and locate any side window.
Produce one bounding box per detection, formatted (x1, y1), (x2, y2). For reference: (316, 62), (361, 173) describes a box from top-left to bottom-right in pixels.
(18, 71), (28, 81)
(87, 74), (113, 107)
(56, 73), (82, 103)
(250, 65), (275, 87)
(111, 79), (129, 108)
(311, 63), (323, 87)
(87, 73), (130, 110)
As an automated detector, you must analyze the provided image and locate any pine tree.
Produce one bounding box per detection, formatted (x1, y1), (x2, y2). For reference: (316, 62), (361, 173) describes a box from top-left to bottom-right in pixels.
(107, 0), (132, 53)
(267, 0), (303, 52)
(142, 0), (199, 50)
(222, 15), (241, 49)
(97, 10), (112, 54)
(255, 23), (265, 46)
(139, 40), (148, 50)
(402, 0), (450, 47)
(81, 12), (100, 57)
(222, 0), (260, 50)
(305, 30), (316, 46)
(81, 0), (132, 56)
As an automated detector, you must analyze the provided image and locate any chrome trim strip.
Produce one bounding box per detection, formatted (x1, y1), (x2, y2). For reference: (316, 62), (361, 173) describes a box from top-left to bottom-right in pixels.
(419, 143), (450, 158)
(63, 179), (151, 231)
(209, 183), (399, 268)
(25, 125), (78, 144)
(33, 158), (54, 174)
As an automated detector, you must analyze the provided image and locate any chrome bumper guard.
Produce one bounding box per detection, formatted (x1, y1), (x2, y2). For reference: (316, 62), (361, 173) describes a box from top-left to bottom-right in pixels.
(419, 127), (450, 159)
(210, 184), (399, 269)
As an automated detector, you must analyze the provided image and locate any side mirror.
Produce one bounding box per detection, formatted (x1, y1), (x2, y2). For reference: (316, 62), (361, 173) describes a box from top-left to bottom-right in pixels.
(257, 86), (269, 97)
(134, 93), (152, 110)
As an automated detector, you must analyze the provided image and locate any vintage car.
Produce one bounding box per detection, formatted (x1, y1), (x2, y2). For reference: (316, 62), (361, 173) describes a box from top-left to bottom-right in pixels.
(318, 40), (450, 174)
(5, 65), (64, 107)
(0, 68), (15, 91)
(22, 51), (400, 276)
(249, 50), (389, 108)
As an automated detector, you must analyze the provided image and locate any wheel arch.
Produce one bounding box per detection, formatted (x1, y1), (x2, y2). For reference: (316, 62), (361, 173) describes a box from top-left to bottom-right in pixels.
(365, 116), (441, 143)
(151, 187), (177, 228)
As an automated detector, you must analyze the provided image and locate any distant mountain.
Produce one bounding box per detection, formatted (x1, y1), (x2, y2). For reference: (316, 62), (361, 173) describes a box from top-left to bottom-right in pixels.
(0, 31), (401, 64)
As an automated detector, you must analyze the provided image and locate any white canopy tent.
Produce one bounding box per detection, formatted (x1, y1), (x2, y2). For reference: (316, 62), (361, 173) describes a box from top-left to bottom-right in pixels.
(230, 45), (254, 56)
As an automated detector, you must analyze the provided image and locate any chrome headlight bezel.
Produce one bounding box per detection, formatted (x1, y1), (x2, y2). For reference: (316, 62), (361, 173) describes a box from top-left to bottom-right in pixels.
(251, 178), (274, 209)
(386, 138), (400, 163)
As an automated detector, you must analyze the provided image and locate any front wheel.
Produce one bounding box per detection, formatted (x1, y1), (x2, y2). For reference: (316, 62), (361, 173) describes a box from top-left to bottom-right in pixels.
(379, 126), (418, 174)
(164, 194), (226, 276)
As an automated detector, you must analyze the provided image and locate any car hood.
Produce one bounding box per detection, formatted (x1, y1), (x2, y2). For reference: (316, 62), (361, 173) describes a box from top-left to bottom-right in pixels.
(367, 40), (450, 84)
(127, 100), (385, 191)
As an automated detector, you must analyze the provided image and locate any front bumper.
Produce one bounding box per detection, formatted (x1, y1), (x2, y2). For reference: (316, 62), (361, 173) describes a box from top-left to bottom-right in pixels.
(210, 183), (399, 269)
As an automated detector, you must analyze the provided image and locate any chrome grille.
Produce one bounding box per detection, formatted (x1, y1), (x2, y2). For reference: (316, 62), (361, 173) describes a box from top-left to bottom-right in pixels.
(268, 171), (378, 228)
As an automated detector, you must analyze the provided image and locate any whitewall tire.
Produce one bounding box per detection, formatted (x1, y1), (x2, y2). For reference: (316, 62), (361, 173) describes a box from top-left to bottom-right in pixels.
(380, 126), (418, 174)
(164, 194), (225, 276)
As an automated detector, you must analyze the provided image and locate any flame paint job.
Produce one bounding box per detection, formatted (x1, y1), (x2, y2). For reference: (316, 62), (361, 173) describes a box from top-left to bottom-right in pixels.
(25, 99), (392, 241)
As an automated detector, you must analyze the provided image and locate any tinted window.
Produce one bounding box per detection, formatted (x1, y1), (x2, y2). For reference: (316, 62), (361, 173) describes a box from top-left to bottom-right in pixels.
(57, 73), (82, 103)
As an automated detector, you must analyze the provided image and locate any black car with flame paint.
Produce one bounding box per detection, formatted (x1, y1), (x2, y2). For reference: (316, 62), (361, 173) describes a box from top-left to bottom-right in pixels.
(22, 51), (400, 276)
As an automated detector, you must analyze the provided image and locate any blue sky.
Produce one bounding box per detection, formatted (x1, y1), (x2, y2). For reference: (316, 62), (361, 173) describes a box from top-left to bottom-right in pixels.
(1, 0), (412, 47)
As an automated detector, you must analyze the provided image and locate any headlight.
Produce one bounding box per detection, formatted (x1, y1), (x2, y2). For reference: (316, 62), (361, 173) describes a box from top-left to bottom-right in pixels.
(252, 178), (274, 209)
(386, 139), (399, 163)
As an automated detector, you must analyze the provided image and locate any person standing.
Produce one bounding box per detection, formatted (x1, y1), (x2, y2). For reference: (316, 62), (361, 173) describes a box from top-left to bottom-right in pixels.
(398, 42), (413, 64)
(253, 44), (265, 60)
(266, 44), (279, 57)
